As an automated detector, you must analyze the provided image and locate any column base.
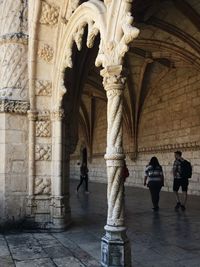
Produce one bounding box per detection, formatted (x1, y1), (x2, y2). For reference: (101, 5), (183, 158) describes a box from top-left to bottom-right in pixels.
(51, 196), (71, 230)
(101, 225), (131, 267)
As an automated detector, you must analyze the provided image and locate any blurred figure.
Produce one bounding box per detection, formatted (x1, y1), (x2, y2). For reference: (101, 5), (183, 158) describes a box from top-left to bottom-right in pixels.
(77, 162), (89, 193)
(144, 157), (164, 211)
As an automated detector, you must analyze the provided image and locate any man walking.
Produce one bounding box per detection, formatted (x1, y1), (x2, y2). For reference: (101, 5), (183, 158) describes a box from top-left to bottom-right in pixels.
(173, 151), (189, 211)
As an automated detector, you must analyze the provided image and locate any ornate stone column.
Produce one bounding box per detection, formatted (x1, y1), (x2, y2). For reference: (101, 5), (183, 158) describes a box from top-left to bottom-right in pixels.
(101, 65), (131, 267)
(51, 108), (71, 229)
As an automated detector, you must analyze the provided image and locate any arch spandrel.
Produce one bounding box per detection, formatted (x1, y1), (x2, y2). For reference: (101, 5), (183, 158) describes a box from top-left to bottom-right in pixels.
(52, 0), (139, 108)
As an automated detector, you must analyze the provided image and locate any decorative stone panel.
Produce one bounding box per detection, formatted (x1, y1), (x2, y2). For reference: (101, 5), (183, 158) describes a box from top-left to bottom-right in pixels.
(38, 44), (54, 63)
(35, 177), (51, 195)
(0, 43), (28, 100)
(35, 80), (52, 96)
(40, 1), (60, 26)
(36, 120), (51, 137)
(0, 100), (29, 114)
(138, 142), (200, 153)
(35, 144), (52, 161)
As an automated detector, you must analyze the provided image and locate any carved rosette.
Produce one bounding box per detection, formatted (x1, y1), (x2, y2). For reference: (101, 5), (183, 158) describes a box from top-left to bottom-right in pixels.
(40, 1), (60, 26)
(35, 144), (52, 161)
(35, 80), (52, 96)
(38, 44), (54, 63)
(0, 100), (29, 114)
(35, 177), (51, 195)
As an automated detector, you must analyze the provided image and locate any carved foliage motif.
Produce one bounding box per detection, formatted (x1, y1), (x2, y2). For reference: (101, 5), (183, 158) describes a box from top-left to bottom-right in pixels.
(35, 144), (51, 161)
(38, 44), (54, 62)
(35, 177), (51, 195)
(0, 99), (29, 114)
(36, 121), (51, 137)
(35, 80), (52, 96)
(40, 1), (60, 26)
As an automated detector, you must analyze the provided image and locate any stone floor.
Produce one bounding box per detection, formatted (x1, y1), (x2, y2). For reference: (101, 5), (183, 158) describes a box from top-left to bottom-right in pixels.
(0, 180), (200, 267)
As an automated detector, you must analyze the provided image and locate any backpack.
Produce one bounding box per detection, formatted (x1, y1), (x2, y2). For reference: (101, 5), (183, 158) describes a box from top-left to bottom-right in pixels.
(121, 165), (129, 180)
(180, 160), (192, 179)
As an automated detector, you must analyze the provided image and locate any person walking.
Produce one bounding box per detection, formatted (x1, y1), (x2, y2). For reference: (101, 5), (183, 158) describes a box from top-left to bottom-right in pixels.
(77, 162), (89, 193)
(144, 157), (164, 211)
(173, 151), (191, 211)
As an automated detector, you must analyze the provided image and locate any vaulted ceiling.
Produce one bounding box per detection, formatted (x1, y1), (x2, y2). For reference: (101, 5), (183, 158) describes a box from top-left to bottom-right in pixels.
(70, 0), (200, 155)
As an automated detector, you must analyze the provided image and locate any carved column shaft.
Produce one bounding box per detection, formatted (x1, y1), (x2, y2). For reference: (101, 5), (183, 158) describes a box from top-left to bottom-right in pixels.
(101, 65), (126, 228)
(50, 108), (70, 229)
(51, 109), (64, 197)
(28, 111), (38, 196)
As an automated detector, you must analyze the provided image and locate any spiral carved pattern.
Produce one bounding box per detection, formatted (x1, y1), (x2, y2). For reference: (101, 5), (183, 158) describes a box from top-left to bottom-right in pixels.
(107, 165), (124, 226)
(107, 91), (123, 148)
(106, 83), (125, 226)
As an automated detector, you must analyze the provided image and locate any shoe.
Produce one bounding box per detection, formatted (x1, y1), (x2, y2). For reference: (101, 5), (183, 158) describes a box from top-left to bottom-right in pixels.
(175, 202), (181, 211)
(180, 205), (186, 211)
(152, 207), (159, 212)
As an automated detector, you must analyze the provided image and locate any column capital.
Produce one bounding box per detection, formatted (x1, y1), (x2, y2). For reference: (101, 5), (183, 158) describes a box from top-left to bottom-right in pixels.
(100, 65), (127, 92)
(27, 110), (38, 121)
(51, 108), (65, 121)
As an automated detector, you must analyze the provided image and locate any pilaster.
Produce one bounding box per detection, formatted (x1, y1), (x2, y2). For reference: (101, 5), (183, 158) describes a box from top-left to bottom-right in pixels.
(51, 108), (71, 229)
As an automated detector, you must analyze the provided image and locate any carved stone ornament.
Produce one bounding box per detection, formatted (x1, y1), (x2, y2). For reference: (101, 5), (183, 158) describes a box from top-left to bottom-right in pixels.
(51, 109), (64, 121)
(40, 1), (60, 26)
(0, 44), (28, 100)
(38, 110), (51, 120)
(138, 141), (200, 153)
(35, 80), (52, 96)
(0, 100), (29, 114)
(35, 177), (51, 195)
(35, 144), (52, 161)
(38, 44), (54, 62)
(95, 12), (140, 68)
(36, 120), (51, 137)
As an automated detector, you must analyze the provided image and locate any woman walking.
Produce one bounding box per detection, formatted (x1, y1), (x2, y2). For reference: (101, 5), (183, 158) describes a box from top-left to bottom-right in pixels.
(144, 157), (164, 211)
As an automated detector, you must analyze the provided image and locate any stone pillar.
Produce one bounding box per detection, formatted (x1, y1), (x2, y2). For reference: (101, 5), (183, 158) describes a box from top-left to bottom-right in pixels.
(101, 65), (131, 267)
(51, 109), (71, 229)
(0, 0), (29, 225)
(26, 110), (37, 223)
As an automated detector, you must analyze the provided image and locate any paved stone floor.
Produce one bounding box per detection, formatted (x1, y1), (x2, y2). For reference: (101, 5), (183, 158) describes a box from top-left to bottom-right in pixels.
(0, 180), (200, 267)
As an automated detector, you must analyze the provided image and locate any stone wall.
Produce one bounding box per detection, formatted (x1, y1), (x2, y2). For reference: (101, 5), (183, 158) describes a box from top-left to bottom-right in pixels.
(0, 113), (28, 223)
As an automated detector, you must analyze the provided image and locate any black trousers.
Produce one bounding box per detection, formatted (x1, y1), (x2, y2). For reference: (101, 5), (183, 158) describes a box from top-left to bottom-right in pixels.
(77, 175), (88, 192)
(148, 182), (162, 208)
